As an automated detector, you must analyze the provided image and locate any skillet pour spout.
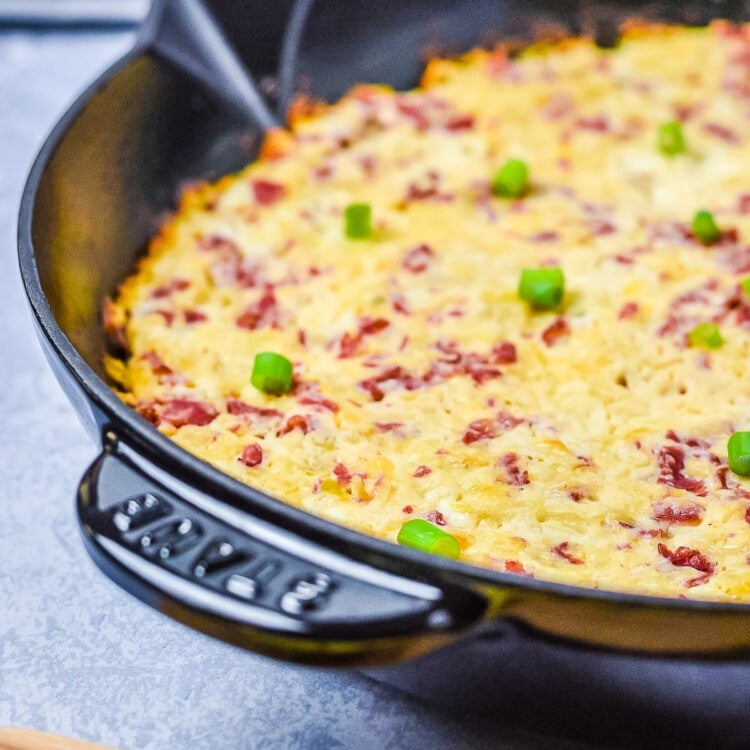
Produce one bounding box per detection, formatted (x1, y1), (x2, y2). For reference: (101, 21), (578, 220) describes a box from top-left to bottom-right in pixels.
(17, 0), (750, 667)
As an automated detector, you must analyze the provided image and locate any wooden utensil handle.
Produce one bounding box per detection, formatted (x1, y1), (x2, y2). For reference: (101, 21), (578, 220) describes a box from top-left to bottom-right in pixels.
(0, 728), (113, 750)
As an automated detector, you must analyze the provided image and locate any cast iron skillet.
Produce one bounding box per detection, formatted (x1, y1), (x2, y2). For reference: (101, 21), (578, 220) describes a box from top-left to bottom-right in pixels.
(17, 0), (750, 671)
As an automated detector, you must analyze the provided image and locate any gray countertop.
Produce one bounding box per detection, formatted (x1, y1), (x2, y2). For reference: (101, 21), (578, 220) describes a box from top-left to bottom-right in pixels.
(0, 26), (588, 750)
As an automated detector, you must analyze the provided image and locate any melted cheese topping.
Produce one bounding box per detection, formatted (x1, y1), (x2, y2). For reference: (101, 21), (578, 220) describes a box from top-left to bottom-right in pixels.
(106, 23), (750, 601)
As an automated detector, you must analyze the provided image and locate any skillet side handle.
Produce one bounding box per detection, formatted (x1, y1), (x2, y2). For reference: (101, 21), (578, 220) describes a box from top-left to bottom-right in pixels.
(77, 433), (487, 667)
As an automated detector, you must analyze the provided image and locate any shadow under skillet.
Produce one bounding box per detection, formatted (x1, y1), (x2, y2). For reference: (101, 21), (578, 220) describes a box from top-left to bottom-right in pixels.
(363, 619), (750, 749)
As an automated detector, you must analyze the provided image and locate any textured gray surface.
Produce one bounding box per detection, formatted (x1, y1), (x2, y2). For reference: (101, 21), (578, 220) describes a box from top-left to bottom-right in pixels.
(0, 27), (591, 750)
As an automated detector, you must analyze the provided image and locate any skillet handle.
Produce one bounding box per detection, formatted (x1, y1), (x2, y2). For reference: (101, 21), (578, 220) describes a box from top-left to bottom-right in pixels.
(77, 432), (487, 666)
(138, 0), (279, 129)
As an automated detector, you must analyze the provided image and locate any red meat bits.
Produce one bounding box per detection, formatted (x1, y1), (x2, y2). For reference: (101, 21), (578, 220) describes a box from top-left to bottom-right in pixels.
(277, 415), (309, 436)
(198, 234), (240, 254)
(401, 243), (435, 273)
(462, 412), (524, 444)
(576, 115), (610, 132)
(238, 444), (263, 468)
(499, 452), (530, 487)
(655, 445), (707, 496)
(702, 121), (740, 144)
(358, 365), (423, 402)
(658, 543), (715, 574)
(337, 317), (390, 358)
(150, 278), (190, 299)
(426, 510), (447, 526)
(552, 542), (584, 565)
(391, 294), (411, 315)
(252, 179), (287, 206)
(226, 399), (283, 419)
(618, 301), (639, 320)
(140, 351), (174, 377)
(541, 317), (570, 347)
(489, 342), (517, 364)
(160, 398), (218, 428)
(462, 419), (497, 444)
(235, 286), (279, 330)
(333, 463), (352, 486)
(651, 500), (704, 524)
(298, 394), (340, 413)
(184, 309), (208, 324)
(445, 114), (475, 131)
(504, 560), (531, 576)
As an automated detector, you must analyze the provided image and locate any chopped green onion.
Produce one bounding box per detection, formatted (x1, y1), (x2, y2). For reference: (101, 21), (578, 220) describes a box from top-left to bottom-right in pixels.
(728, 432), (750, 476)
(397, 519), (460, 559)
(518, 267), (565, 310)
(657, 120), (686, 156)
(251, 352), (293, 395)
(741, 276), (750, 297)
(491, 158), (529, 199)
(692, 209), (721, 245)
(688, 322), (723, 349)
(344, 202), (372, 239)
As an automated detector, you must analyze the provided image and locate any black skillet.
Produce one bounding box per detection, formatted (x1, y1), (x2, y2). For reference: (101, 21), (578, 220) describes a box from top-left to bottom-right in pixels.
(17, 1), (750, 745)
